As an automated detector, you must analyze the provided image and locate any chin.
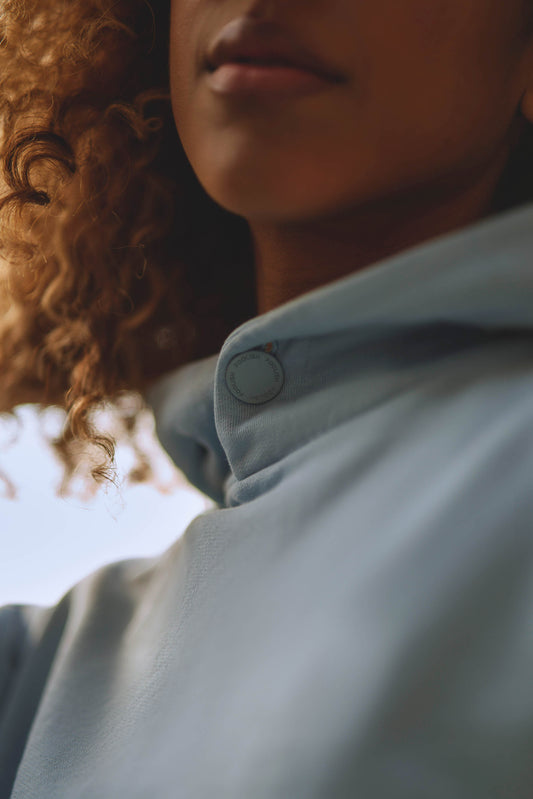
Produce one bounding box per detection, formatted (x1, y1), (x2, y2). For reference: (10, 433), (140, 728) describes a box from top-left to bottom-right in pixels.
(200, 180), (335, 223)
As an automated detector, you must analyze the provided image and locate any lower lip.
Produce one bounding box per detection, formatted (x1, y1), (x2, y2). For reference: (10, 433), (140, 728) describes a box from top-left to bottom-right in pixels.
(206, 63), (334, 97)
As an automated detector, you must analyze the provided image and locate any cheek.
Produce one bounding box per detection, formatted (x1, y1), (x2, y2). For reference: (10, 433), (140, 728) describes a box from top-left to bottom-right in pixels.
(347, 0), (523, 142)
(169, 0), (207, 132)
(345, 5), (523, 182)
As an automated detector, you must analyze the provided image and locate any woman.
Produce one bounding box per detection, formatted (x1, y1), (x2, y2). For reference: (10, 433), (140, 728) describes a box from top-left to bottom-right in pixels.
(1, 0), (533, 796)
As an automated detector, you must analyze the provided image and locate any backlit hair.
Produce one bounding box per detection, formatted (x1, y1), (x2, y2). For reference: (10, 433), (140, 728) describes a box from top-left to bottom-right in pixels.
(0, 0), (255, 500)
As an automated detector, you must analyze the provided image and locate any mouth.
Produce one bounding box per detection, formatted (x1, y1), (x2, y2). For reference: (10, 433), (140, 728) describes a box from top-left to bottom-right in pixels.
(205, 55), (336, 75)
(205, 61), (337, 98)
(203, 17), (347, 98)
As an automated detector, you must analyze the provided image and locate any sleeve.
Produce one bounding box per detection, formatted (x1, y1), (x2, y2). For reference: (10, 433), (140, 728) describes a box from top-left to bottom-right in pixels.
(0, 601), (65, 798)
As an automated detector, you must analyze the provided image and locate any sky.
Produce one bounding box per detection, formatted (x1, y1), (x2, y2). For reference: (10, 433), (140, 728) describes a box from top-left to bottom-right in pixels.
(0, 402), (213, 608)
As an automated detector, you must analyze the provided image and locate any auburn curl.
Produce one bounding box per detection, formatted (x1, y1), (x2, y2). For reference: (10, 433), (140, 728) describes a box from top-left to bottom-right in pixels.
(0, 0), (255, 500)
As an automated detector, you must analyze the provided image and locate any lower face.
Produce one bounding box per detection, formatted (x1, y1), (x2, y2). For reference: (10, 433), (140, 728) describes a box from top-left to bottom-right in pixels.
(169, 0), (533, 224)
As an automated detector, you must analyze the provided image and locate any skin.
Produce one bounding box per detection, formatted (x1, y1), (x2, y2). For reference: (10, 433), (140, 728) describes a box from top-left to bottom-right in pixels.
(169, 0), (533, 315)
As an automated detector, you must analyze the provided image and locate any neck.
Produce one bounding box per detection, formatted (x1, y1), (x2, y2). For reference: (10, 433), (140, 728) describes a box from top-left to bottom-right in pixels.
(250, 150), (512, 315)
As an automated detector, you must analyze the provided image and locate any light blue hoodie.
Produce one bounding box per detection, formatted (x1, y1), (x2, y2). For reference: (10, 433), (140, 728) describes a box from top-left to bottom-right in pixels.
(2, 201), (533, 798)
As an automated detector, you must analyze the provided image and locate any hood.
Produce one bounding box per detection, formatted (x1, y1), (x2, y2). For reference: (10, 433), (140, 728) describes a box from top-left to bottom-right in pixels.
(146, 200), (533, 505)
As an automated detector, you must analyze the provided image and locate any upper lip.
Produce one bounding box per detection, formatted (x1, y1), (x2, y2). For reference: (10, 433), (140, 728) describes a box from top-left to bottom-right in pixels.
(204, 18), (346, 83)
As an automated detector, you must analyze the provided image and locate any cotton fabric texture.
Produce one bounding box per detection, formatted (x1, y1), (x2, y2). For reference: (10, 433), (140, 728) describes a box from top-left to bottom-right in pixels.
(2, 201), (533, 797)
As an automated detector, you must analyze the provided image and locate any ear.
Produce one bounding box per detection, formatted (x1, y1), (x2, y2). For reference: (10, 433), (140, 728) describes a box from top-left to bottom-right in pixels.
(519, 44), (533, 125)
(520, 86), (533, 124)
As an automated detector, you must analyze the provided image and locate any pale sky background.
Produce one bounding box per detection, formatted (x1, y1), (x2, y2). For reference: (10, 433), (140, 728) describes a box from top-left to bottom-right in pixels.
(0, 400), (214, 609)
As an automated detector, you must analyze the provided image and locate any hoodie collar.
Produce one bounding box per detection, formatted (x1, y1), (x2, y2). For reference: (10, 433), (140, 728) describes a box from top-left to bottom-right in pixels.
(146, 200), (533, 506)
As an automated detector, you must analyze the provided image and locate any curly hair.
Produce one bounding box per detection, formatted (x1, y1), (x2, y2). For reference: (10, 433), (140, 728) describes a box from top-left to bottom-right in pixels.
(0, 0), (255, 500)
(1, 0), (533, 503)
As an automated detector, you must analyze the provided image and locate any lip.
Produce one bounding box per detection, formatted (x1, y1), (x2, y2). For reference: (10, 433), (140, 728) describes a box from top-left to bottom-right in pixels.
(204, 17), (347, 86)
(206, 63), (336, 98)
